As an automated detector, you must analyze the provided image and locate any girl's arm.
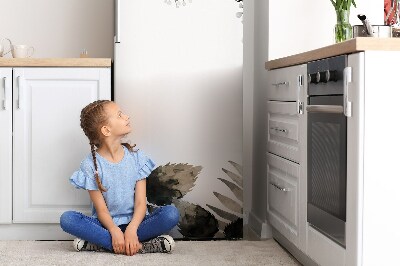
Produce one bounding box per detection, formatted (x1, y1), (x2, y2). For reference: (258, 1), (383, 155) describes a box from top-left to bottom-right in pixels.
(124, 179), (147, 255)
(89, 190), (125, 254)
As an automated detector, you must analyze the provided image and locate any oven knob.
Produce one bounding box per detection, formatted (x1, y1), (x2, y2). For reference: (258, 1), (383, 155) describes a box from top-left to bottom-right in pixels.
(309, 72), (320, 84)
(328, 70), (338, 82)
(319, 71), (329, 83)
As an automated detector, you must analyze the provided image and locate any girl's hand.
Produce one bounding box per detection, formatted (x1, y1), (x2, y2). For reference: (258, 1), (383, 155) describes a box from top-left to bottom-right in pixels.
(110, 227), (125, 254)
(124, 227), (141, 256)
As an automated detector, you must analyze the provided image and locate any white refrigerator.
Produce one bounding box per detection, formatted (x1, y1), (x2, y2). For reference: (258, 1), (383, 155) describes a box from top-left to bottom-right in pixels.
(114, 0), (243, 239)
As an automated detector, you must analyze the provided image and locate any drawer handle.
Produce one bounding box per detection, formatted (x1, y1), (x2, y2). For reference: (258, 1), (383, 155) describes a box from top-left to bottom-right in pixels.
(17, 76), (23, 109)
(272, 81), (289, 87)
(270, 127), (288, 133)
(2, 77), (6, 110)
(270, 181), (290, 192)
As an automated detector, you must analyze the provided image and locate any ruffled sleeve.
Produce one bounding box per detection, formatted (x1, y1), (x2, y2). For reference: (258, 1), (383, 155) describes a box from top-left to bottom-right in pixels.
(134, 150), (156, 181)
(70, 158), (99, 190)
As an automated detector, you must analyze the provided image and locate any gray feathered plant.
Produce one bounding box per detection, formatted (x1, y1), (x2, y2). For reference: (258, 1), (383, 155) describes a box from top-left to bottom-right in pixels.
(206, 161), (243, 239)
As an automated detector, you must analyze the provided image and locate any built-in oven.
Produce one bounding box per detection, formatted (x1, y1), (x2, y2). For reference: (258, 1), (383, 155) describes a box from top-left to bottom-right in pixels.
(306, 55), (348, 248)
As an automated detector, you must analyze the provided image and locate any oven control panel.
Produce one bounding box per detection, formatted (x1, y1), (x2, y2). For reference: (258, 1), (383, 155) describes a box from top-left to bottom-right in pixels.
(307, 55), (347, 96)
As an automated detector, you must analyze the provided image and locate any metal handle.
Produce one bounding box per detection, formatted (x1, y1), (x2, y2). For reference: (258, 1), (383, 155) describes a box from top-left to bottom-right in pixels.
(269, 181), (290, 192)
(344, 67), (352, 117)
(17, 76), (23, 109)
(115, 0), (120, 43)
(306, 105), (343, 114)
(270, 127), (288, 133)
(2, 77), (6, 110)
(272, 81), (289, 87)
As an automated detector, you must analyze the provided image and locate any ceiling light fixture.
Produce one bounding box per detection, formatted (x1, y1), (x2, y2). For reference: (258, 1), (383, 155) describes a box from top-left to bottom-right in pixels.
(164, 0), (192, 8)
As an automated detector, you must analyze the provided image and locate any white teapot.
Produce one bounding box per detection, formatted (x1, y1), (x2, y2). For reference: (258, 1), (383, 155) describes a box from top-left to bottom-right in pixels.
(0, 38), (12, 57)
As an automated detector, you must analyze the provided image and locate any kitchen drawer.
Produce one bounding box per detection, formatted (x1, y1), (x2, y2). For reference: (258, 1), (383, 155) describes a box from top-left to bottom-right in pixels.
(267, 101), (299, 163)
(266, 64), (306, 101)
(267, 153), (299, 245)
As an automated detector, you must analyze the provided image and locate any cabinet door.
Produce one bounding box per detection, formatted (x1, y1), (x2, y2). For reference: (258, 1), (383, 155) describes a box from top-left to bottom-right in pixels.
(267, 153), (299, 246)
(267, 101), (299, 163)
(13, 68), (111, 223)
(0, 68), (12, 224)
(266, 64), (306, 101)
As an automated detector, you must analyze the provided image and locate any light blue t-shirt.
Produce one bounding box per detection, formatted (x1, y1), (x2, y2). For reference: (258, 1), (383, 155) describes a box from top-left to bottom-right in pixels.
(70, 146), (156, 226)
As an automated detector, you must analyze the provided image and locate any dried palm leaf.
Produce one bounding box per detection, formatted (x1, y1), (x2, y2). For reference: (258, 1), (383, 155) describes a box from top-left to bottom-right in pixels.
(147, 163), (202, 205)
(222, 168), (242, 188)
(213, 192), (242, 214)
(228, 160), (243, 176)
(173, 200), (219, 238)
(217, 178), (243, 202)
(206, 204), (239, 222)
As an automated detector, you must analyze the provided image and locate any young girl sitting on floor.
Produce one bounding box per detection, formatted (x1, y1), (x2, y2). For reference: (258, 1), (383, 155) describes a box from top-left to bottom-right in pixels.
(60, 100), (179, 256)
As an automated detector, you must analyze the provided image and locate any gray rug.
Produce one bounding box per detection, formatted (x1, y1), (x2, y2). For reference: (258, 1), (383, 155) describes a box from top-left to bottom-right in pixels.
(0, 240), (300, 265)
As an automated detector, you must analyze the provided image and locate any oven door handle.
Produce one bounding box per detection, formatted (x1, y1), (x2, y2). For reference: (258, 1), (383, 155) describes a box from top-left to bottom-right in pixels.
(306, 105), (343, 114)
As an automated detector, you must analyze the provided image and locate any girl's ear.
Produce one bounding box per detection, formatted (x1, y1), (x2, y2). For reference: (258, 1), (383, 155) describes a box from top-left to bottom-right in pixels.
(100, 125), (111, 137)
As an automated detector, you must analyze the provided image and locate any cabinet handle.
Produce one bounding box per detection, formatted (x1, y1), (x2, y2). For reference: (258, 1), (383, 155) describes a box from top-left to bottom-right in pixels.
(270, 127), (288, 133)
(269, 181), (290, 192)
(272, 81), (289, 87)
(2, 77), (6, 110)
(17, 76), (23, 109)
(306, 105), (343, 114)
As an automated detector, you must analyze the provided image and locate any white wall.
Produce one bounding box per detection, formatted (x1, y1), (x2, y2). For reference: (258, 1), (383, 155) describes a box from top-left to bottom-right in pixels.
(114, 0), (243, 238)
(0, 0), (114, 58)
(269, 0), (383, 59)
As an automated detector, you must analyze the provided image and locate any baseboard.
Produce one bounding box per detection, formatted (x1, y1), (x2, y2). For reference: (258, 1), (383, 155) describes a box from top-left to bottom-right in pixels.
(272, 228), (318, 266)
(248, 211), (272, 239)
(0, 224), (73, 240)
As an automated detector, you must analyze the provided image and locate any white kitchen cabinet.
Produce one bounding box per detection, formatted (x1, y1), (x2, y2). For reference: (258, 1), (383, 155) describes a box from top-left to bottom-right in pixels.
(0, 67), (111, 238)
(266, 64), (307, 253)
(0, 68), (12, 224)
(267, 101), (299, 163)
(267, 45), (400, 266)
(267, 153), (299, 245)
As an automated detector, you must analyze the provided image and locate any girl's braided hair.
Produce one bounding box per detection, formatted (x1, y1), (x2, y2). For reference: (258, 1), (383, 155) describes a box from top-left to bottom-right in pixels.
(80, 100), (136, 192)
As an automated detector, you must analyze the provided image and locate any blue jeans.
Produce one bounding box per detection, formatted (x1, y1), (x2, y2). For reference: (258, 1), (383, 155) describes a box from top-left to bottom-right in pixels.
(60, 205), (179, 252)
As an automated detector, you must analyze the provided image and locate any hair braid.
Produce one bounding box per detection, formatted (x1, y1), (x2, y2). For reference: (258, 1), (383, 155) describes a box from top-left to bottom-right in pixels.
(90, 143), (107, 192)
(80, 100), (111, 192)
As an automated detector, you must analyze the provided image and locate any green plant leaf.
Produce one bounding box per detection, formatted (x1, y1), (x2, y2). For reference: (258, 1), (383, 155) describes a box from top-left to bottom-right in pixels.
(217, 178), (243, 202)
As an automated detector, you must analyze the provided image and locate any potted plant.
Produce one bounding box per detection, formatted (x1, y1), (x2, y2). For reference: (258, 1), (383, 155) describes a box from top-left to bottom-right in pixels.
(331, 0), (357, 42)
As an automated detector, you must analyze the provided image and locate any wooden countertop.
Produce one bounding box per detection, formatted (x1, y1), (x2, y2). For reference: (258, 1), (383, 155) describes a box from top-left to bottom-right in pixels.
(0, 58), (111, 67)
(265, 37), (400, 70)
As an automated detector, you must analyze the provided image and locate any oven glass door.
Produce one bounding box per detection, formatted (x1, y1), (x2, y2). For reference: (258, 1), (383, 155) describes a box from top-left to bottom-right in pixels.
(307, 95), (347, 247)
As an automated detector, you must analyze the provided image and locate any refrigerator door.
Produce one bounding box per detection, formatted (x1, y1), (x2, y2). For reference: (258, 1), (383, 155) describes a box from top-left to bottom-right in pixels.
(114, 0), (243, 239)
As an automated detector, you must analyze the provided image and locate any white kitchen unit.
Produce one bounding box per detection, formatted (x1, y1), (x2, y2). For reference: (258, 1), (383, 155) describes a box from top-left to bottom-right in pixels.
(0, 59), (111, 239)
(265, 38), (400, 266)
(266, 64), (307, 253)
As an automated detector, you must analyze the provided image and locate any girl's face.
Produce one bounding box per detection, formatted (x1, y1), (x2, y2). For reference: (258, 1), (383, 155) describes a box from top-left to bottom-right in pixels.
(102, 102), (131, 137)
